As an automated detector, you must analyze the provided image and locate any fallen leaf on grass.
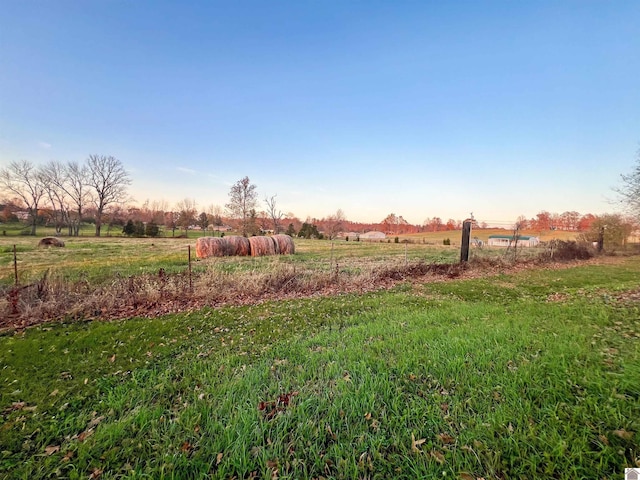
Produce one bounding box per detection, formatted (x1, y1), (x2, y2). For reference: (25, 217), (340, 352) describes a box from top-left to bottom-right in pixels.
(62, 450), (74, 462)
(216, 452), (223, 465)
(49, 389), (59, 397)
(11, 401), (25, 410)
(430, 449), (445, 464)
(411, 433), (426, 453)
(437, 432), (455, 444)
(459, 473), (475, 480)
(76, 428), (94, 442)
(108, 354), (116, 363)
(342, 372), (352, 382)
(181, 441), (192, 453)
(613, 429), (634, 440)
(44, 445), (60, 455)
(258, 391), (299, 420)
(89, 468), (103, 479)
(88, 415), (105, 429)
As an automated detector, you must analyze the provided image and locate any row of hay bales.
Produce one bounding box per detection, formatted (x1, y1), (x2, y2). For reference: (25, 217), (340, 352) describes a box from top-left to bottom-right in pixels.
(196, 234), (295, 259)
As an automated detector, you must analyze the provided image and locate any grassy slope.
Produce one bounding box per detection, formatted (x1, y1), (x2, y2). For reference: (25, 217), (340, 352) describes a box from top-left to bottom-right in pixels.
(1, 258), (639, 479)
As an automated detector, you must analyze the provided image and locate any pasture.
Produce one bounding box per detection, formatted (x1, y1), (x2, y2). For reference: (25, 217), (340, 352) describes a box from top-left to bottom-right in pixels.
(1, 230), (562, 287)
(0, 232), (638, 479)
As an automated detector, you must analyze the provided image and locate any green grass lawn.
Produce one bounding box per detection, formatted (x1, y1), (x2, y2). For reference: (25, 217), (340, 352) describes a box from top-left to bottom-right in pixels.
(1, 257), (639, 479)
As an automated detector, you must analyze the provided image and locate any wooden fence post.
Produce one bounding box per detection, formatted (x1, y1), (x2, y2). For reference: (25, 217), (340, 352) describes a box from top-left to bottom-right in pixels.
(13, 244), (18, 286)
(460, 220), (472, 263)
(597, 227), (604, 252)
(188, 245), (193, 292)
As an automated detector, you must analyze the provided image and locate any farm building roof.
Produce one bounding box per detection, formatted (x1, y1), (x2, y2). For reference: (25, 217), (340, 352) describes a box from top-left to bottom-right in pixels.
(488, 235), (536, 240)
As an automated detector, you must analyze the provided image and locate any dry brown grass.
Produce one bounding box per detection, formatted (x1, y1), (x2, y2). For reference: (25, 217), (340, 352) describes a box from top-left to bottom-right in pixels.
(0, 247), (607, 332)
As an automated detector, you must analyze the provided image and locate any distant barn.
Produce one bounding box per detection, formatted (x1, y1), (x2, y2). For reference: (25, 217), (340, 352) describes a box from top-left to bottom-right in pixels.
(487, 235), (540, 247)
(360, 231), (386, 241)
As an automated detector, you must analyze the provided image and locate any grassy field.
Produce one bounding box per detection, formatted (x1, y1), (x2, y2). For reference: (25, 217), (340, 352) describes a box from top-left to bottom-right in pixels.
(1, 231), (562, 287)
(399, 228), (579, 244)
(1, 254), (638, 478)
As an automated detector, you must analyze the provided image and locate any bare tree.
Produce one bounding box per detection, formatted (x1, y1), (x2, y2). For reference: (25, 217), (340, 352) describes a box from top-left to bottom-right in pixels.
(225, 176), (258, 236)
(0, 160), (45, 235)
(264, 194), (284, 233)
(60, 161), (90, 236)
(175, 198), (198, 235)
(86, 155), (131, 236)
(207, 204), (224, 227)
(616, 149), (640, 220)
(40, 161), (71, 234)
(164, 210), (179, 237)
(326, 208), (346, 239)
(197, 211), (209, 235)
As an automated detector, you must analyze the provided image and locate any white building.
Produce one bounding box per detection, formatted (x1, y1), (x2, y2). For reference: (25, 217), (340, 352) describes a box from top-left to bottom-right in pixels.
(487, 235), (540, 247)
(360, 231), (386, 241)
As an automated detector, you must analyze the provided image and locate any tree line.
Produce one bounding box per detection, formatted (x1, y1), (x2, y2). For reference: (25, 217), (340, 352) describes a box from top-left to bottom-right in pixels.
(0, 156), (130, 236)
(2, 151), (640, 240)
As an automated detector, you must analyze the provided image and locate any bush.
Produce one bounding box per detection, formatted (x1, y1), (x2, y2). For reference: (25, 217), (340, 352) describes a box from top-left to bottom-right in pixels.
(134, 221), (145, 237)
(394, 237), (399, 244)
(123, 219), (135, 236)
(543, 240), (595, 261)
(443, 238), (451, 246)
(145, 221), (160, 237)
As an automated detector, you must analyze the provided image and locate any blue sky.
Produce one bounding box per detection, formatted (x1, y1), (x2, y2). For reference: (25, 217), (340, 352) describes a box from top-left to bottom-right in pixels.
(1, 1), (638, 225)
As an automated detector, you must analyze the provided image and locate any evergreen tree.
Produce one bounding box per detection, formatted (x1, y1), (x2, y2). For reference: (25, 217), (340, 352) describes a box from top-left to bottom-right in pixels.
(145, 221), (160, 237)
(123, 219), (135, 236)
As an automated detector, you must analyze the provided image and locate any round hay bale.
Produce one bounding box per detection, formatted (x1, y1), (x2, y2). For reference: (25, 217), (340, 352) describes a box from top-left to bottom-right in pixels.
(38, 237), (65, 248)
(249, 235), (277, 257)
(195, 237), (229, 259)
(272, 234), (295, 255)
(225, 235), (251, 256)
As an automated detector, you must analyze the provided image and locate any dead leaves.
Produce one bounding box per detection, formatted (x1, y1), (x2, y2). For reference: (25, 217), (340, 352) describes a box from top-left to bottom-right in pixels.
(44, 445), (60, 456)
(430, 449), (445, 464)
(4, 402), (37, 413)
(411, 433), (426, 453)
(88, 467), (103, 479)
(258, 391), (299, 420)
(613, 428), (635, 441)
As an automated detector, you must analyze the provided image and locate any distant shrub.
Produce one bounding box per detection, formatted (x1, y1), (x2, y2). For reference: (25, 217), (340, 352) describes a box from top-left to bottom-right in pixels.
(543, 240), (595, 261)
(123, 220), (135, 236)
(145, 221), (160, 237)
(134, 221), (145, 237)
(443, 238), (451, 246)
(394, 237), (399, 244)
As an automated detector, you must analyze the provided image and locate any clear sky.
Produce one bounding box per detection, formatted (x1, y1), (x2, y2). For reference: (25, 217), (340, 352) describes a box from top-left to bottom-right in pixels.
(1, 1), (638, 226)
